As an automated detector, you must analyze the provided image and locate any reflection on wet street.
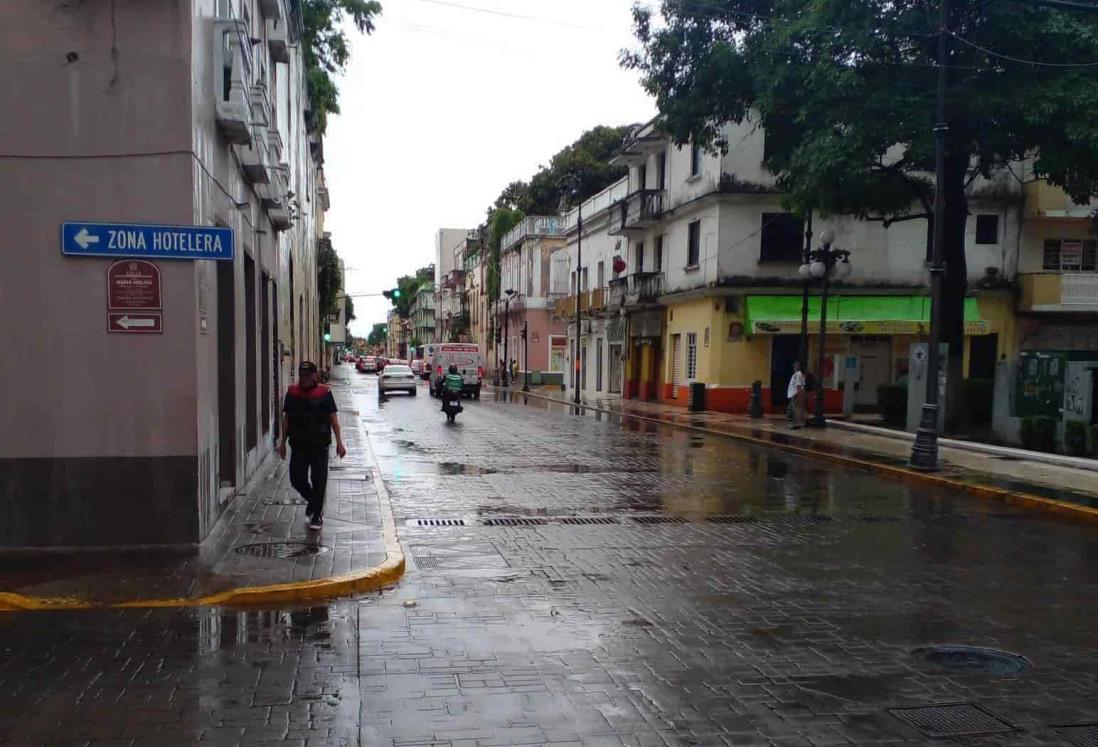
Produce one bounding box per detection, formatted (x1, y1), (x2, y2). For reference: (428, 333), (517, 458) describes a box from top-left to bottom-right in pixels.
(2, 376), (1098, 745)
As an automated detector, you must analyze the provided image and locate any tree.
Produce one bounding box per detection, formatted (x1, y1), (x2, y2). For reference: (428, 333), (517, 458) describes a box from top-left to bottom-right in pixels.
(485, 208), (524, 302)
(387, 265), (435, 318)
(624, 0), (1098, 428)
(316, 237), (342, 321)
(344, 296), (356, 324)
(302, 0), (382, 134)
(366, 323), (387, 348)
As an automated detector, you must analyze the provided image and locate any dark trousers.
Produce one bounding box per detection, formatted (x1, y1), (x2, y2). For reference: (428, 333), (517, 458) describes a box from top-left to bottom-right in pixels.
(289, 446), (329, 519)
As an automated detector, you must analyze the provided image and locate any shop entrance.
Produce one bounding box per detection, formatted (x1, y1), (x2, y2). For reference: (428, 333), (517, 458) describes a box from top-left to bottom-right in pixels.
(770, 335), (800, 407)
(851, 337), (892, 408)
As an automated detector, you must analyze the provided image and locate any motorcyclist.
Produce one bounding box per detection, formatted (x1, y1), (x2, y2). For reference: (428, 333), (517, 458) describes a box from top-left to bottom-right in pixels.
(442, 364), (464, 409)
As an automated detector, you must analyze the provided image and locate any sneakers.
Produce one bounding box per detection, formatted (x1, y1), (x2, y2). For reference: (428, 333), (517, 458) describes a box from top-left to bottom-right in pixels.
(308, 517), (323, 531)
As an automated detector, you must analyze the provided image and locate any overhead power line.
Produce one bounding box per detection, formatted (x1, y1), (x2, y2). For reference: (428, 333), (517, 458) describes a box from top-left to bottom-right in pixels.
(948, 30), (1098, 67)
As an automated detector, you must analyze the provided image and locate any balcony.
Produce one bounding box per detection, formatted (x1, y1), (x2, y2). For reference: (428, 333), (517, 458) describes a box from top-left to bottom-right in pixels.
(258, 0), (283, 20)
(608, 272), (664, 309)
(501, 215), (564, 252)
(236, 85), (272, 183)
(267, 18), (290, 63)
(214, 21), (252, 145)
(1019, 272), (1098, 311)
(608, 190), (666, 235)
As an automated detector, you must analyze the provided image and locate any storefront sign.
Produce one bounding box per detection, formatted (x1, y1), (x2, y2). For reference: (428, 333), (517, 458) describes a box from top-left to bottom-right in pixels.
(751, 319), (991, 335)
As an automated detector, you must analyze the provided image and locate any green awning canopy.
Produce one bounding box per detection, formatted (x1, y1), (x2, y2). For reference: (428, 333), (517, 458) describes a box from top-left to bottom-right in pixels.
(746, 295), (989, 335)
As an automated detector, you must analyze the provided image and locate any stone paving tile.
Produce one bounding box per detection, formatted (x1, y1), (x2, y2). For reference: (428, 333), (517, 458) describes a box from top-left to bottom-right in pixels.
(2, 375), (1098, 745)
(0, 367), (386, 605)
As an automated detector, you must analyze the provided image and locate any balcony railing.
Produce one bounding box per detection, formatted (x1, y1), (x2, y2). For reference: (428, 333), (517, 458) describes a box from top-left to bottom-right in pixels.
(608, 190), (666, 235)
(501, 215), (565, 252)
(608, 272), (664, 308)
(1019, 272), (1098, 310)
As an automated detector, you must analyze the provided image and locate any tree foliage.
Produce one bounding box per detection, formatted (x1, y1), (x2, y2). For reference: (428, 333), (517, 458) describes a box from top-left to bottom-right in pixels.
(388, 265), (435, 318)
(344, 295), (356, 323)
(366, 323), (387, 347)
(624, 0), (1098, 427)
(316, 237), (342, 321)
(302, 0), (382, 133)
(485, 208), (524, 302)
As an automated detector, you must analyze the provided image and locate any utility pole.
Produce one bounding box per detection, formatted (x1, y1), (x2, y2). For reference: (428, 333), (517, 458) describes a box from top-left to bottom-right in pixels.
(522, 319), (530, 392)
(909, 0), (951, 471)
(798, 211), (813, 371)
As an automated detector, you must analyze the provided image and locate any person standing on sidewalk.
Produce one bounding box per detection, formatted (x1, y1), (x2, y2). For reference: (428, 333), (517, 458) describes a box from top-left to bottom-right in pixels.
(788, 361), (807, 429)
(279, 361), (347, 531)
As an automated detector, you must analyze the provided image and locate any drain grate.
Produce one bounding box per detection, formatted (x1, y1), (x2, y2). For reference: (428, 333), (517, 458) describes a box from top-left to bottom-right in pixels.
(914, 645), (1030, 675)
(261, 497), (307, 506)
(415, 518), (466, 527)
(849, 514), (904, 523)
(632, 516), (688, 525)
(233, 542), (330, 559)
(482, 517), (549, 526)
(559, 516), (620, 525)
(1056, 724), (1098, 747)
(888, 703), (1015, 739)
(708, 515), (759, 524)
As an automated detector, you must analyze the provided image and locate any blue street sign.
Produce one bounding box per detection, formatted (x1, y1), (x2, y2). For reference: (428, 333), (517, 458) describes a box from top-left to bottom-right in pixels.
(61, 222), (234, 261)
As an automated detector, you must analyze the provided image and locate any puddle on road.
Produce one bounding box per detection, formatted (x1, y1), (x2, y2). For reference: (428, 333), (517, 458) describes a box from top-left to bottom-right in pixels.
(437, 462), (497, 476)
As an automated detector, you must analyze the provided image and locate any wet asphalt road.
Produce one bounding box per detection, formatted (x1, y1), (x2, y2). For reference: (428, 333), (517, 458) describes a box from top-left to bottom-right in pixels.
(2, 371), (1098, 746)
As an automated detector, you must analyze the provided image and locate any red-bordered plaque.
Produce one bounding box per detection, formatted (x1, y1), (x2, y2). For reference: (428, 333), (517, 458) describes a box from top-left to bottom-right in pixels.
(107, 259), (161, 311)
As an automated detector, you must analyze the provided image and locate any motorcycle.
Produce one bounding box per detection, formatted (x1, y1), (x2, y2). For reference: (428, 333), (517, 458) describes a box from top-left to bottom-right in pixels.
(441, 391), (463, 424)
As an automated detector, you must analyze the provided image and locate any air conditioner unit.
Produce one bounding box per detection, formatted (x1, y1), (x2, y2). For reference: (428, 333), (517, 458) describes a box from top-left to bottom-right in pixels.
(267, 18), (289, 63)
(214, 21), (252, 145)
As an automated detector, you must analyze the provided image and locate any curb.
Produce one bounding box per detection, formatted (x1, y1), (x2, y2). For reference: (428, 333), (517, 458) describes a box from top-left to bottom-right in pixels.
(830, 419), (1098, 474)
(508, 389), (1098, 527)
(0, 411), (405, 613)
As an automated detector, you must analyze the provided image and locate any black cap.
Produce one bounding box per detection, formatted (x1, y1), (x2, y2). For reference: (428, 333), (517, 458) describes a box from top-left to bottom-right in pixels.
(298, 361), (318, 374)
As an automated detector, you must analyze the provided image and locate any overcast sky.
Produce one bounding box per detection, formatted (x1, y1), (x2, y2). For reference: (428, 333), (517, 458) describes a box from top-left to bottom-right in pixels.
(323, 0), (656, 338)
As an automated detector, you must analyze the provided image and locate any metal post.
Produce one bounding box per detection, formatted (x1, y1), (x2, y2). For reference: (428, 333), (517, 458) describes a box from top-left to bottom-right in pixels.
(522, 319), (530, 392)
(809, 265), (831, 427)
(574, 201), (583, 405)
(503, 297), (510, 387)
(909, 0), (950, 471)
(799, 212), (813, 369)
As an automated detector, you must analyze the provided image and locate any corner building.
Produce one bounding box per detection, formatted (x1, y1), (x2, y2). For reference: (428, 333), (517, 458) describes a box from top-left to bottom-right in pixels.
(0, 0), (326, 548)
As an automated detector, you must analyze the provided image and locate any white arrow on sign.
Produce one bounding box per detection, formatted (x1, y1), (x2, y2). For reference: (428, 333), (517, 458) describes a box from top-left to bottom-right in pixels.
(116, 316), (156, 329)
(74, 227), (100, 250)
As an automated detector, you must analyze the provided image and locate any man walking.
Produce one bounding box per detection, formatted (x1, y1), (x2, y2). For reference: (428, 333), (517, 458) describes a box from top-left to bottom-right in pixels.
(279, 361), (346, 531)
(788, 360), (807, 429)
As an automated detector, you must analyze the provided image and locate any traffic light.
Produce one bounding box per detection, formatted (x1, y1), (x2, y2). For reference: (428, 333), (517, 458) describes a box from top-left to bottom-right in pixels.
(323, 332), (332, 342)
(392, 288), (402, 298)
(382, 288), (402, 301)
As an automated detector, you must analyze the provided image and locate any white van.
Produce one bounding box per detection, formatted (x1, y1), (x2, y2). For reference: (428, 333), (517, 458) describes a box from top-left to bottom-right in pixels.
(430, 343), (483, 399)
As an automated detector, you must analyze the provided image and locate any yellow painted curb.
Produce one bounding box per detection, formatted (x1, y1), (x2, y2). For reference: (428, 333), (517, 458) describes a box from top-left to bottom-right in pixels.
(515, 389), (1098, 527)
(0, 447), (406, 612)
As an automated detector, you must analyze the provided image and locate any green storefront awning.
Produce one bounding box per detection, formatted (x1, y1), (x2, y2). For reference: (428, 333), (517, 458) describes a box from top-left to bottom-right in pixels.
(745, 296), (990, 335)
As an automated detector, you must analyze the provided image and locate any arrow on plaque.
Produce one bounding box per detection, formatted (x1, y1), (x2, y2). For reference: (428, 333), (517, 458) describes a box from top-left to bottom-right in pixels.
(74, 227), (100, 250)
(117, 316), (156, 329)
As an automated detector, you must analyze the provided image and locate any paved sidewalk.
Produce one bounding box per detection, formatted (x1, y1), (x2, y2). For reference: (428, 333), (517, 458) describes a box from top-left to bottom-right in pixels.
(505, 386), (1098, 515)
(0, 366), (401, 609)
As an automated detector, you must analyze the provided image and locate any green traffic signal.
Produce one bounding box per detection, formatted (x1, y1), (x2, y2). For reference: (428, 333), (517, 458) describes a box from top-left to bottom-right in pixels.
(324, 332), (332, 342)
(392, 289), (401, 298)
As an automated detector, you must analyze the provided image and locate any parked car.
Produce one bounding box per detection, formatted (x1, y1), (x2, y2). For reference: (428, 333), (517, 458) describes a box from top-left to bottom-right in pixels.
(410, 359), (423, 376)
(378, 365), (417, 397)
(429, 343), (483, 399)
(357, 356), (378, 374)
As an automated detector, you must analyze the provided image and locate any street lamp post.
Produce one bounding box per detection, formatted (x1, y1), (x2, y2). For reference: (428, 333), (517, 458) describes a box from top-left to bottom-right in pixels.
(522, 319), (530, 392)
(503, 289), (514, 387)
(799, 229), (851, 428)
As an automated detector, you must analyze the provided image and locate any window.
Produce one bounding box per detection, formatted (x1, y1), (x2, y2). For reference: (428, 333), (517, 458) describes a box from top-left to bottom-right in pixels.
(609, 344), (622, 394)
(596, 338), (604, 392)
(690, 142), (702, 177)
(582, 344), (588, 390)
(636, 242), (645, 273)
(975, 214), (999, 245)
(571, 270), (577, 295)
(686, 333), (698, 380)
(1044, 239), (1098, 271)
(597, 261), (605, 288)
(581, 267), (589, 291)
(687, 221), (701, 267)
(638, 164), (647, 191)
(655, 235), (664, 271)
(658, 152), (667, 189)
(759, 212), (804, 263)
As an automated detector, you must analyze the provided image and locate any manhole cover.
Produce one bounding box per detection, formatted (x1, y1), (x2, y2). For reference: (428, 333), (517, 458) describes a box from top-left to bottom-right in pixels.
(1056, 724), (1098, 747)
(888, 703), (1015, 739)
(482, 517), (548, 526)
(233, 542), (330, 559)
(261, 497), (307, 506)
(559, 516), (619, 525)
(915, 645), (1030, 675)
(632, 516), (688, 525)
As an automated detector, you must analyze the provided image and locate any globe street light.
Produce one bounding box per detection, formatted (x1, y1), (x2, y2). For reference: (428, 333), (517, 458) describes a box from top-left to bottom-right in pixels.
(798, 229), (851, 428)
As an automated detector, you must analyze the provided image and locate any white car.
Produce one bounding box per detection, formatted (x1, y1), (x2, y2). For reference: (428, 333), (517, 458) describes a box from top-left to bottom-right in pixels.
(378, 365), (417, 397)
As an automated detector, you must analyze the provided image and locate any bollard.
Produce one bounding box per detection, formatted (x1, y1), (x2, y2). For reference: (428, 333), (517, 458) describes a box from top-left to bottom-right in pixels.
(748, 380), (764, 419)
